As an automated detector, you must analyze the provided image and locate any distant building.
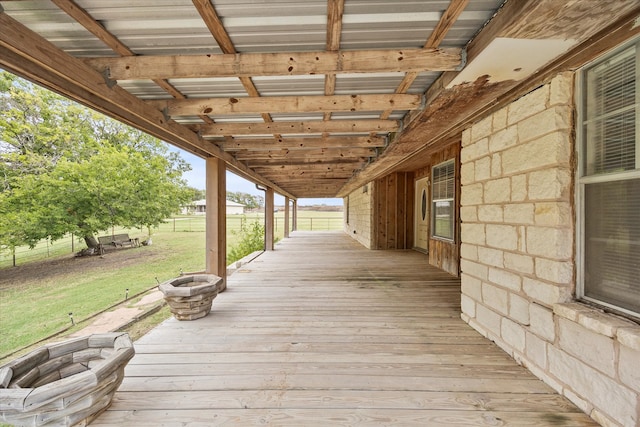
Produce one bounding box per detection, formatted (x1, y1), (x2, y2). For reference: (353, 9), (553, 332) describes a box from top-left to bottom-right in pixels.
(183, 199), (245, 215)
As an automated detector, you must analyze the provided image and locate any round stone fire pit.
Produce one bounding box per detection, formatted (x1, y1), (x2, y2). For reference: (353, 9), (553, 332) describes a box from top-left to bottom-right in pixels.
(0, 332), (135, 427)
(159, 274), (223, 320)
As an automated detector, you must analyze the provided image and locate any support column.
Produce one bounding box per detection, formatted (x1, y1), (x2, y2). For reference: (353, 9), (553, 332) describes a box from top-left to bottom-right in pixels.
(265, 187), (274, 251)
(284, 196), (290, 238)
(292, 200), (298, 231)
(206, 157), (227, 291)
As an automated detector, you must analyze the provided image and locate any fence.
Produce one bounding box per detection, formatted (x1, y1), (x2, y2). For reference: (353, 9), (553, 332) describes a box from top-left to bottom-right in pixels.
(0, 214), (343, 268)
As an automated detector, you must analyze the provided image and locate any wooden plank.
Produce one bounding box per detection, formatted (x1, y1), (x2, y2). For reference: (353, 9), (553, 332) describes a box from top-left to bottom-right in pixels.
(193, 119), (398, 136)
(246, 159), (366, 168)
(326, 0), (344, 51)
(51, 0), (134, 56)
(205, 157), (227, 288)
(425, 0), (471, 49)
(220, 135), (385, 151)
(265, 187), (274, 251)
(109, 389), (583, 413)
(192, 0), (235, 54)
(115, 374), (552, 394)
(123, 361), (524, 378)
(93, 408), (597, 426)
(84, 48), (464, 80)
(150, 94), (422, 116)
(93, 232), (594, 426)
(234, 148), (375, 161)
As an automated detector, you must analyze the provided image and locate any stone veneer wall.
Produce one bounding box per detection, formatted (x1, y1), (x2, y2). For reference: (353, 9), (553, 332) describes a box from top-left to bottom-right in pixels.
(459, 72), (640, 427)
(343, 183), (374, 249)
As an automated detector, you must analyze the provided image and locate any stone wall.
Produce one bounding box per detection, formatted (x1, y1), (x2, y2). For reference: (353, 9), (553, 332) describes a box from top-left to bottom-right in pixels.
(459, 72), (640, 427)
(343, 183), (374, 248)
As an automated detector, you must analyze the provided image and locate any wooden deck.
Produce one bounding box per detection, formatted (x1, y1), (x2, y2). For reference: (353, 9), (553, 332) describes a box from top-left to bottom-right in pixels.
(93, 231), (596, 426)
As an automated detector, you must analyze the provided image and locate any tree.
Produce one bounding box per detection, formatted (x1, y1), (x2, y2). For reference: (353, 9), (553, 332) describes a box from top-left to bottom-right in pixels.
(0, 71), (192, 251)
(189, 187), (206, 201)
(227, 191), (263, 210)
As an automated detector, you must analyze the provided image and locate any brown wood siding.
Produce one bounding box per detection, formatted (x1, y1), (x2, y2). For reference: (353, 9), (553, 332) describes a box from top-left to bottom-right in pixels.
(372, 171), (414, 250)
(428, 143), (461, 277)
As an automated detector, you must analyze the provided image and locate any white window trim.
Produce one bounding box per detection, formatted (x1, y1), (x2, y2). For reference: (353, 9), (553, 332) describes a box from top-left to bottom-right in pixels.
(430, 158), (456, 243)
(575, 36), (640, 319)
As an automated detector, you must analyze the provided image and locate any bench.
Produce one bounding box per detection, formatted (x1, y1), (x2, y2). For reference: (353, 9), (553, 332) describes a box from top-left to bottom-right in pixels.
(97, 233), (140, 253)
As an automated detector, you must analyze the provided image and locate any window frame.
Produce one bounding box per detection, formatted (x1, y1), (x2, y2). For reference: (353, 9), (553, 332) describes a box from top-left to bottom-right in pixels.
(430, 158), (456, 242)
(576, 36), (640, 318)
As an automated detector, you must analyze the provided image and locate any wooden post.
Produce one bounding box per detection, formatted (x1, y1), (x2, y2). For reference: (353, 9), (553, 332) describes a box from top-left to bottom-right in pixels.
(206, 157), (227, 291)
(265, 187), (274, 251)
(292, 200), (298, 231)
(284, 197), (290, 238)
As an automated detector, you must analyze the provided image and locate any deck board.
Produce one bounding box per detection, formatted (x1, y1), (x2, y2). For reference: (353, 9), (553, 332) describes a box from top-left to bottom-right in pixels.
(93, 231), (596, 426)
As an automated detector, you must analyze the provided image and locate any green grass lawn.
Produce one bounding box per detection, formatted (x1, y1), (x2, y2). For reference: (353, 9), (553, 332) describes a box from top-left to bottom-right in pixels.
(0, 211), (343, 360)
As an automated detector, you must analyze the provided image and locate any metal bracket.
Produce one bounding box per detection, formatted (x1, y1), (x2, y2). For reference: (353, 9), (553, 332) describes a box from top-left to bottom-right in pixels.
(455, 49), (467, 72)
(419, 94), (427, 111)
(162, 107), (171, 124)
(101, 68), (117, 88)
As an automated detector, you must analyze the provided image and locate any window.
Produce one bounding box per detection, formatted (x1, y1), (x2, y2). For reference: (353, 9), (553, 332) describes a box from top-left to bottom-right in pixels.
(578, 38), (640, 317)
(431, 159), (455, 241)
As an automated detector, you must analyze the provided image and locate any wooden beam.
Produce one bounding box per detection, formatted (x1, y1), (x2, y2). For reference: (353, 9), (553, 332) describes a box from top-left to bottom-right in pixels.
(220, 135), (386, 151)
(150, 94), (422, 116)
(284, 197), (290, 239)
(254, 163), (359, 172)
(425, 0), (471, 49)
(292, 200), (297, 231)
(195, 120), (398, 136)
(255, 171), (356, 180)
(51, 0), (134, 56)
(246, 158), (367, 167)
(235, 148), (375, 161)
(265, 187), (274, 251)
(192, 0), (236, 54)
(256, 172), (356, 180)
(0, 11), (296, 200)
(85, 48), (464, 80)
(326, 0), (345, 52)
(205, 157), (227, 290)
(269, 177), (351, 183)
(324, 0), (345, 123)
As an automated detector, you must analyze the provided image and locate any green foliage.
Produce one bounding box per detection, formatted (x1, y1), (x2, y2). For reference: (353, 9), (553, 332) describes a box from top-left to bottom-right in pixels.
(189, 187), (206, 201)
(227, 190), (263, 210)
(0, 71), (192, 248)
(227, 217), (265, 263)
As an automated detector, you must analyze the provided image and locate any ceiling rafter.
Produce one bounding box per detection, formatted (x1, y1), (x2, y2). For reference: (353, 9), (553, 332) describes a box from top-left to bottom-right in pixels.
(246, 158), (367, 167)
(220, 136), (385, 151)
(192, 119), (398, 136)
(150, 94), (422, 117)
(323, 0), (345, 124)
(85, 48), (463, 80)
(234, 147), (375, 161)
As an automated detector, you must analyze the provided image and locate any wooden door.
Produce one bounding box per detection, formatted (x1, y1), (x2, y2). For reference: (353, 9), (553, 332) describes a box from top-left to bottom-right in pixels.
(414, 176), (429, 252)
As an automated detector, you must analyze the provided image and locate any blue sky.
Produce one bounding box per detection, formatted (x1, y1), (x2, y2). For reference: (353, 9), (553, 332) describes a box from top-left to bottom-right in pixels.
(173, 147), (343, 206)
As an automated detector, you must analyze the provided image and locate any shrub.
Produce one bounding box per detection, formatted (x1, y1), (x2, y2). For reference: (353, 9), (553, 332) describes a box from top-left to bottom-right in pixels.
(228, 218), (265, 264)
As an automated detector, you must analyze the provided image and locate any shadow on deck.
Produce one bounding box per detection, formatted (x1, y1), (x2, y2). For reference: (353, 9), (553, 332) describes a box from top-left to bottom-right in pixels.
(93, 231), (596, 426)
